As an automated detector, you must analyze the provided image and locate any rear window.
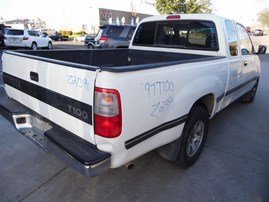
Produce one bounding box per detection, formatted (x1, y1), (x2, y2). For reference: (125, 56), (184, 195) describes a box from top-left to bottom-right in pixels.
(133, 20), (218, 51)
(7, 29), (24, 35)
(106, 26), (124, 37)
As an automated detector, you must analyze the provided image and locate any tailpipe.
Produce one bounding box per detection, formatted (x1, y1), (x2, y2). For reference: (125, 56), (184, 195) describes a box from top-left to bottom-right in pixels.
(125, 162), (135, 170)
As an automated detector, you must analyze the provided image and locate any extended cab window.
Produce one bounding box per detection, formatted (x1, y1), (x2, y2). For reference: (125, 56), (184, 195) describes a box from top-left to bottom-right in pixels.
(236, 24), (254, 55)
(133, 20), (218, 51)
(225, 20), (238, 56)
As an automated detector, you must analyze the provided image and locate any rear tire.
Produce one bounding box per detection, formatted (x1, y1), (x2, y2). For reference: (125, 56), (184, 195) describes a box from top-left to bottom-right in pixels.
(177, 105), (209, 168)
(31, 42), (38, 50)
(48, 42), (53, 49)
(240, 79), (259, 103)
(87, 44), (94, 49)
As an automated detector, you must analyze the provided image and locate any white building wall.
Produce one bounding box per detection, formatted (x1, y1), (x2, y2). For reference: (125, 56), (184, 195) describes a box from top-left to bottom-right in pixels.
(59, 0), (158, 33)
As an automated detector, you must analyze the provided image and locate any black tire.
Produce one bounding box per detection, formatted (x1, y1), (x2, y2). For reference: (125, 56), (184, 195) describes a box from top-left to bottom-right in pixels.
(48, 42), (53, 49)
(177, 105), (209, 168)
(31, 42), (38, 50)
(240, 79), (259, 103)
(87, 44), (94, 49)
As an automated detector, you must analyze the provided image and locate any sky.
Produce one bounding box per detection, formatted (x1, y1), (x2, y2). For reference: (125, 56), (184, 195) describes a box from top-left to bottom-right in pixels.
(0, 0), (268, 29)
(212, 0), (269, 25)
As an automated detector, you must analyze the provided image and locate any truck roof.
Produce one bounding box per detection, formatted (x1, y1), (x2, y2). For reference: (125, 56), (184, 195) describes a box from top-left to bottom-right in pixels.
(140, 14), (231, 24)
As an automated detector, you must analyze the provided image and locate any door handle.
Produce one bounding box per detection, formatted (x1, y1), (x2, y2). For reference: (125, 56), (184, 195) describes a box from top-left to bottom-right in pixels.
(30, 71), (39, 82)
(244, 61), (248, 66)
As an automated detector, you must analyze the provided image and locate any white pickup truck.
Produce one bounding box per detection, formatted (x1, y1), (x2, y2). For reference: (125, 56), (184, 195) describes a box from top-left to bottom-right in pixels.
(0, 14), (266, 177)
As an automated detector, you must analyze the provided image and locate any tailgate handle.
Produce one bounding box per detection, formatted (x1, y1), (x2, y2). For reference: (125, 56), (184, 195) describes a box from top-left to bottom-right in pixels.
(30, 71), (39, 82)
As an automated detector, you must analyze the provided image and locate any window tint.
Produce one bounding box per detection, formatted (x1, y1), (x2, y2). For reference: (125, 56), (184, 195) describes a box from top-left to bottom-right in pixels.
(106, 26), (124, 37)
(188, 21), (217, 49)
(133, 20), (218, 50)
(225, 20), (238, 56)
(127, 27), (136, 39)
(236, 24), (253, 55)
(28, 30), (39, 36)
(133, 22), (156, 45)
(7, 29), (24, 35)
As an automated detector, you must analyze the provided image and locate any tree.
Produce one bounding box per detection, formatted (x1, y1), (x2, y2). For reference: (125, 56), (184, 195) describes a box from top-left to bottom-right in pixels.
(257, 8), (269, 27)
(155, 0), (212, 14)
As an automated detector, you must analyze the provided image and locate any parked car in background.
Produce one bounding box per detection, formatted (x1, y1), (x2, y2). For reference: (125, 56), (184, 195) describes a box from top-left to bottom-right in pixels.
(254, 29), (264, 36)
(49, 32), (68, 41)
(0, 29), (5, 47)
(0, 25), (11, 47)
(74, 34), (87, 42)
(84, 34), (95, 49)
(4, 29), (53, 50)
(94, 24), (136, 49)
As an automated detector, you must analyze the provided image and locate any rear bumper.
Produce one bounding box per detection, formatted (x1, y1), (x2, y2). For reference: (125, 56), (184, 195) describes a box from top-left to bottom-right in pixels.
(0, 87), (110, 177)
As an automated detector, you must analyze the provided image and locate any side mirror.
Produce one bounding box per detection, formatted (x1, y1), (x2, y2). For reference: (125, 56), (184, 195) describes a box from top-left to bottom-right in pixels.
(257, 45), (267, 54)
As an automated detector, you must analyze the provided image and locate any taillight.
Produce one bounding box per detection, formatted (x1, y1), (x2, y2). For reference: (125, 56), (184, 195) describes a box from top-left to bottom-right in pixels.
(94, 87), (122, 138)
(100, 36), (108, 44)
(23, 36), (29, 40)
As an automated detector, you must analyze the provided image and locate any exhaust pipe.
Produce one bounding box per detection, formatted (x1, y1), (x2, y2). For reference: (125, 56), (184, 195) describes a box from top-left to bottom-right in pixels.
(125, 162), (134, 170)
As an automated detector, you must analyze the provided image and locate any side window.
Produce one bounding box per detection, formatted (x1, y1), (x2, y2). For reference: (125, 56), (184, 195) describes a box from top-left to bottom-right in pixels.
(225, 20), (238, 56)
(236, 24), (254, 55)
(28, 31), (39, 36)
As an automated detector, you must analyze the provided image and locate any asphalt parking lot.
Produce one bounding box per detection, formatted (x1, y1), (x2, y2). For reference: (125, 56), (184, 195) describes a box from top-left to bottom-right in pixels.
(0, 38), (269, 202)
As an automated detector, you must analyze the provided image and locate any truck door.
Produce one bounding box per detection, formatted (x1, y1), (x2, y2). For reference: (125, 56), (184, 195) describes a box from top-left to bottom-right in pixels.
(221, 20), (256, 109)
(235, 23), (257, 84)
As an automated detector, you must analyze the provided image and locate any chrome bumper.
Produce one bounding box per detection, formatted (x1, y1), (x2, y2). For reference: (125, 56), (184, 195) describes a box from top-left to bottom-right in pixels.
(0, 87), (110, 177)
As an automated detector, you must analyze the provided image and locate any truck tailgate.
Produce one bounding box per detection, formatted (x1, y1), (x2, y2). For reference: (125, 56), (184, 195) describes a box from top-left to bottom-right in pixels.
(2, 51), (97, 145)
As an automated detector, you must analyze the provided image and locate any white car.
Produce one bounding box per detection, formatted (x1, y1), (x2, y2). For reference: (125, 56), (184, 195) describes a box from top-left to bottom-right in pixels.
(4, 29), (53, 50)
(74, 34), (87, 42)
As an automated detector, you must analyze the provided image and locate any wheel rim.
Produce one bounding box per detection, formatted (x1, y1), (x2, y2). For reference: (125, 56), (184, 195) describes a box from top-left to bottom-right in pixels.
(186, 121), (204, 157)
(32, 43), (37, 50)
(48, 42), (53, 49)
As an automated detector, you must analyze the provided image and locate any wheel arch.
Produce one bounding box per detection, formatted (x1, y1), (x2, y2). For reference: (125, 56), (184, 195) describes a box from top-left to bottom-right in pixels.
(192, 93), (215, 118)
(158, 93), (216, 162)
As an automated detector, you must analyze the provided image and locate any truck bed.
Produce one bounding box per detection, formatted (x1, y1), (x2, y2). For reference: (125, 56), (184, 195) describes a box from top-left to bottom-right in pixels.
(5, 49), (224, 72)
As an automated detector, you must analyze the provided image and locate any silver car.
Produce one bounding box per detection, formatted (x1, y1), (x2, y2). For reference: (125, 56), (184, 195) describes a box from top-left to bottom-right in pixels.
(254, 29), (264, 36)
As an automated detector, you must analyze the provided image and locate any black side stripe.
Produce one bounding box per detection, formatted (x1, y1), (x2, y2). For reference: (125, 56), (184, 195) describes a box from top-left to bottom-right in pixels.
(217, 93), (225, 102)
(216, 76), (258, 103)
(125, 115), (188, 149)
(226, 76), (258, 96)
(3, 73), (93, 125)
